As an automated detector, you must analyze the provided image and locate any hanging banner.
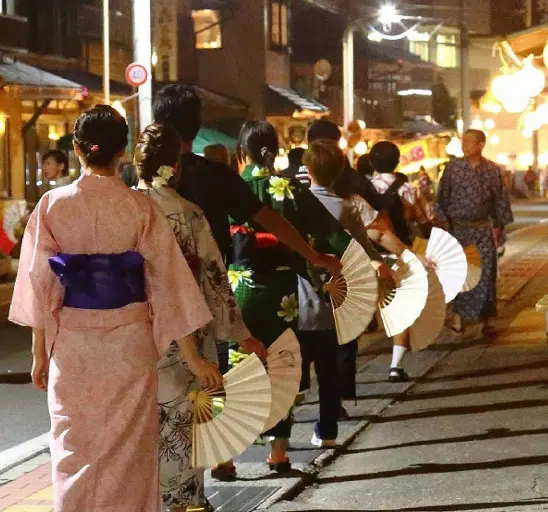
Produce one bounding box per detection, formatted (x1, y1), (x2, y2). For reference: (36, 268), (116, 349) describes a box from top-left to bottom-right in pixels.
(153, 0), (178, 82)
(399, 139), (430, 168)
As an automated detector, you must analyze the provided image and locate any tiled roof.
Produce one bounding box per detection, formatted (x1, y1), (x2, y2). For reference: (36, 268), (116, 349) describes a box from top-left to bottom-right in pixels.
(0, 59), (82, 89)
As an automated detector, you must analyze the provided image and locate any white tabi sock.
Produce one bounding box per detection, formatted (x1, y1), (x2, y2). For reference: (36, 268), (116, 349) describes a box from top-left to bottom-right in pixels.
(390, 345), (407, 370)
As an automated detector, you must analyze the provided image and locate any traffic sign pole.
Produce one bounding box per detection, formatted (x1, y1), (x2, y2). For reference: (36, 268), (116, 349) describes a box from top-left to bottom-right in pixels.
(133, 0), (153, 129)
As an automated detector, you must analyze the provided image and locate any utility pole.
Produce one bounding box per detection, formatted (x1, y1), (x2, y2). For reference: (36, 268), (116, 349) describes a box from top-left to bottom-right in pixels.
(133, 0), (153, 129)
(343, 23), (355, 129)
(459, 0), (470, 131)
(103, 0), (110, 105)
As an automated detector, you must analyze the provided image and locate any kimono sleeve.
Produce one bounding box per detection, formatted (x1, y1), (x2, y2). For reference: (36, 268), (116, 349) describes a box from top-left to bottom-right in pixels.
(138, 200), (213, 356)
(9, 196), (59, 329)
(492, 167), (514, 228)
(434, 166), (451, 224)
(191, 208), (251, 343)
(339, 199), (382, 262)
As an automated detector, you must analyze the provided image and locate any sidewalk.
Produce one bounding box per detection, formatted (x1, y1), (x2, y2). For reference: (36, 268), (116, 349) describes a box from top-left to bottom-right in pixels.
(2, 224), (548, 512)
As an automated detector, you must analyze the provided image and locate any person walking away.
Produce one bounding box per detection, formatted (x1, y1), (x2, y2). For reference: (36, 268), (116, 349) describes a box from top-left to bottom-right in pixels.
(202, 142), (241, 374)
(305, 121), (402, 391)
(370, 142), (432, 244)
(356, 154), (375, 181)
(524, 166), (538, 197)
(298, 140), (394, 443)
(227, 121), (388, 469)
(135, 124), (264, 512)
(41, 150), (71, 193)
(9, 106), (215, 512)
(307, 120), (400, 214)
(306, 140), (418, 383)
(152, 85), (340, 277)
(283, 147), (305, 180)
(435, 129), (513, 337)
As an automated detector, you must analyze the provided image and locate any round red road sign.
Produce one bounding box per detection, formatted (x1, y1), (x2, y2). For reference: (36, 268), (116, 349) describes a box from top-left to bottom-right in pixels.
(125, 63), (148, 88)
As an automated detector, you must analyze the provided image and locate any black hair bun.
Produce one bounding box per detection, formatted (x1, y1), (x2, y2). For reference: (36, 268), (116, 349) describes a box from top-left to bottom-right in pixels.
(74, 105), (128, 167)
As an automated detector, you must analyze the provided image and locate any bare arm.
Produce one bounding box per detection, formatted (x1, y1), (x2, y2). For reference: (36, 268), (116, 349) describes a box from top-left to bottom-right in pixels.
(177, 333), (223, 389)
(253, 206), (342, 274)
(367, 229), (406, 256)
(31, 328), (48, 391)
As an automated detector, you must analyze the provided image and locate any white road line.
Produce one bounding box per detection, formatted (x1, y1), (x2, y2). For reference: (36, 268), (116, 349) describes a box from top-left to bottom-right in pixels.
(0, 432), (49, 474)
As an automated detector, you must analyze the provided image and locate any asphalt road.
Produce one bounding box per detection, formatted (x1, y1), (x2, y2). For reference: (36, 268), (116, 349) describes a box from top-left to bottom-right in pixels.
(509, 199), (548, 232)
(0, 325), (49, 453)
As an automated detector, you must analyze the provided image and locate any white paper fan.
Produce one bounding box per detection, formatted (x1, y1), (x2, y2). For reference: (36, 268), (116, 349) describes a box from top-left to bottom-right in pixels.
(189, 354), (271, 468)
(424, 228), (467, 303)
(462, 245), (482, 292)
(324, 239), (379, 345)
(379, 249), (428, 337)
(263, 329), (302, 432)
(409, 271), (446, 351)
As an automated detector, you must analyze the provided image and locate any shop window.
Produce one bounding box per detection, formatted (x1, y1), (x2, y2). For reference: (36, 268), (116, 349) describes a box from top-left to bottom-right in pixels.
(270, 0), (288, 50)
(192, 9), (222, 50)
(436, 34), (458, 68)
(0, 0), (15, 15)
(0, 115), (10, 198)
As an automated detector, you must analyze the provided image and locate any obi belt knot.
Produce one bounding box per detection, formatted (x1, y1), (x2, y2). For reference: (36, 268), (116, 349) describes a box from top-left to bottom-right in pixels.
(49, 251), (146, 310)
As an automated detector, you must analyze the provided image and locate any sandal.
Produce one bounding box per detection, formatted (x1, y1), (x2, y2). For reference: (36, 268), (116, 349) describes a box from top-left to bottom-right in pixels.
(187, 499), (215, 512)
(210, 463), (237, 482)
(267, 455), (291, 473)
(388, 368), (409, 383)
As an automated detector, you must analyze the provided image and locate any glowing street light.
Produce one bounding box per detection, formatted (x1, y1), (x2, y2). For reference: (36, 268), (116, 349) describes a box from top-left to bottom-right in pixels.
(378, 4), (401, 31)
(516, 59), (546, 99)
(354, 140), (368, 156)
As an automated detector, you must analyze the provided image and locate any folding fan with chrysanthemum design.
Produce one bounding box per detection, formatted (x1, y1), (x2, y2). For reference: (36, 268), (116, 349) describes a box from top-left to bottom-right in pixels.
(189, 354), (271, 468)
(324, 239), (378, 345)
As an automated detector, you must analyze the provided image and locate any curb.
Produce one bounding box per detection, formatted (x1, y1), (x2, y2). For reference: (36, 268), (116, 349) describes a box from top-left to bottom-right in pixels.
(254, 335), (455, 511)
(0, 433), (50, 476)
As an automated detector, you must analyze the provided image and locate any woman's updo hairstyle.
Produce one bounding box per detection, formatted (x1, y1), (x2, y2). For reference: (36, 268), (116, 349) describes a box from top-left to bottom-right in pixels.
(134, 123), (181, 184)
(73, 105), (128, 167)
(236, 120), (279, 173)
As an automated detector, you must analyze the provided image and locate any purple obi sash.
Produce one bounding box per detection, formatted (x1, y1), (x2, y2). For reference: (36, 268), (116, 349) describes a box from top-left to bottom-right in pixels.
(49, 251), (146, 310)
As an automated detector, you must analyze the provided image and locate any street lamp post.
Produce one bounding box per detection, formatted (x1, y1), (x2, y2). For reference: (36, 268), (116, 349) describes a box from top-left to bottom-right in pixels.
(459, 0), (471, 130)
(343, 24), (355, 128)
(133, 0), (153, 129)
(103, 0), (110, 105)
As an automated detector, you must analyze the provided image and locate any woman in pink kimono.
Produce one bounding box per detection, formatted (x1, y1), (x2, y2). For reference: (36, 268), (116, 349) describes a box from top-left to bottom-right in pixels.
(8, 105), (219, 512)
(134, 123), (266, 512)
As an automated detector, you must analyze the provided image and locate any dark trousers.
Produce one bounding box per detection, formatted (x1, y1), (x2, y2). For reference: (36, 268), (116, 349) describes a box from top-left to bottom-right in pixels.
(338, 339), (357, 401)
(298, 330), (341, 440)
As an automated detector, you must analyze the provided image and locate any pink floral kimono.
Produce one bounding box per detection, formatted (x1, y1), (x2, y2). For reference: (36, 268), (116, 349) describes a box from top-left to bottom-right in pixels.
(9, 174), (212, 512)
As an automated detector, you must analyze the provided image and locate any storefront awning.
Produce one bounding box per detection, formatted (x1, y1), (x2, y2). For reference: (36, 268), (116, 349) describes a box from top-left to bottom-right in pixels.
(192, 127), (237, 154)
(195, 86), (248, 112)
(0, 59), (83, 100)
(267, 85), (329, 119)
(505, 23), (548, 58)
(51, 69), (132, 97)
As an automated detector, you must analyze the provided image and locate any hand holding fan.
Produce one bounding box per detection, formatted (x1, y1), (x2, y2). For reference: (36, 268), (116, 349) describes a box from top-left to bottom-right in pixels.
(189, 353), (271, 468)
(324, 239), (379, 345)
(412, 228), (467, 303)
(263, 329), (302, 432)
(378, 249), (428, 337)
(462, 245), (482, 292)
